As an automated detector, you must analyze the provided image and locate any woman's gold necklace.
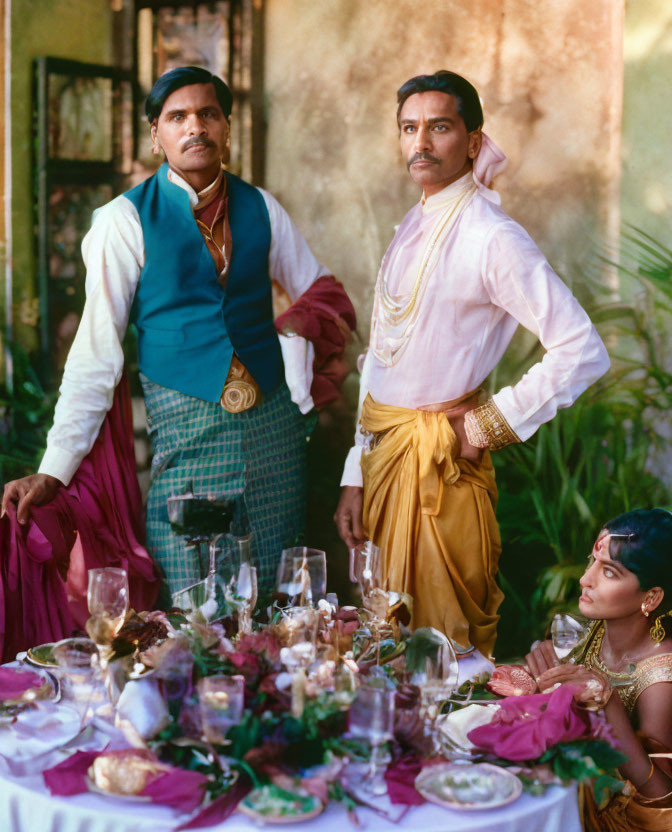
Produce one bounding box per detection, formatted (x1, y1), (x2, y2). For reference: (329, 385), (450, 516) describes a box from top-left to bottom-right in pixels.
(586, 623), (638, 680)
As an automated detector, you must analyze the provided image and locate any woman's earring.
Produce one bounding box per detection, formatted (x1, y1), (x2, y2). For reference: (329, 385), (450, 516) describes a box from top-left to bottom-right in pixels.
(152, 144), (160, 156)
(641, 602), (650, 617)
(650, 614), (666, 644)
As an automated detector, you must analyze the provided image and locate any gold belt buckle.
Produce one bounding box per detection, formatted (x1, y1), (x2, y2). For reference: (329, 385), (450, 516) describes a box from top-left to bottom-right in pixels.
(220, 379), (258, 413)
(220, 357), (260, 413)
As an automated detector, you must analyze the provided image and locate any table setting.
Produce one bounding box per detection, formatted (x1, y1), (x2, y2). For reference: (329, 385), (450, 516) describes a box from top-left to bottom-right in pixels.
(0, 499), (608, 831)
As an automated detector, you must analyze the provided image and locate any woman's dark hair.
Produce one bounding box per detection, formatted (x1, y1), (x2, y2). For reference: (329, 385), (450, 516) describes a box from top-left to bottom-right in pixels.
(145, 66), (233, 123)
(605, 508), (672, 605)
(396, 70), (484, 132)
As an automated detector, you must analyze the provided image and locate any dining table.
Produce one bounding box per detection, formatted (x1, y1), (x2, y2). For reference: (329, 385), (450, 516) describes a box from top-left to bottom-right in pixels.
(0, 652), (582, 832)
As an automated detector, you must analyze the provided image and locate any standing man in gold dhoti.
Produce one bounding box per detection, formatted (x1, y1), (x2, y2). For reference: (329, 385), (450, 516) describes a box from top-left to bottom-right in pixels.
(334, 71), (610, 659)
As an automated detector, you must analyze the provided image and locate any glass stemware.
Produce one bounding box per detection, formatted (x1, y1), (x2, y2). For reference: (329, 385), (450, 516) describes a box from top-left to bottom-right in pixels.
(276, 547), (327, 606)
(53, 637), (106, 727)
(87, 567), (129, 643)
(197, 675), (245, 744)
(278, 606), (319, 718)
(234, 562), (258, 634)
(412, 640), (459, 753)
(348, 684), (396, 795)
(551, 613), (588, 661)
(167, 491), (237, 602)
(349, 540), (381, 598)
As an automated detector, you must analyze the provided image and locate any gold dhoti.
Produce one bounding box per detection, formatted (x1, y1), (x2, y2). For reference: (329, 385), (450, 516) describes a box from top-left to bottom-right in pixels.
(360, 394), (503, 658)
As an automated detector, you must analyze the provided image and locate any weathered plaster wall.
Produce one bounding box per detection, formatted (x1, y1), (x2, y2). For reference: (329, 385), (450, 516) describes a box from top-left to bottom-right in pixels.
(265, 0), (624, 335)
(622, 0), (672, 240)
(9, 0), (113, 349)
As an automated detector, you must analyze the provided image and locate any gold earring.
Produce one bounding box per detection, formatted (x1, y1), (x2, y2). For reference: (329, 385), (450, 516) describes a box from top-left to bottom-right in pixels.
(651, 614), (666, 643)
(641, 602), (650, 617)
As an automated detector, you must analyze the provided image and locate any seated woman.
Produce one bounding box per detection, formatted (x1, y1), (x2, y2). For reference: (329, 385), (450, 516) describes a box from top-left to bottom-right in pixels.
(527, 508), (672, 832)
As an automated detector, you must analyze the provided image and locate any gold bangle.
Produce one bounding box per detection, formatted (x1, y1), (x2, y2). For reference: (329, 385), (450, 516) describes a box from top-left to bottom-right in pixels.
(633, 759), (656, 791)
(470, 399), (521, 451)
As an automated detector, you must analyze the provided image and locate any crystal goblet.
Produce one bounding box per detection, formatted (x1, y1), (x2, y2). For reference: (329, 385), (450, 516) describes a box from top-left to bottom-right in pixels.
(348, 684), (395, 795)
(276, 547), (327, 606)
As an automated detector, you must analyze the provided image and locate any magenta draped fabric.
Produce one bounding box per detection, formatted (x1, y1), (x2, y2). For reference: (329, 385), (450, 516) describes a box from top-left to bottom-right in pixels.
(275, 274), (357, 410)
(0, 375), (160, 661)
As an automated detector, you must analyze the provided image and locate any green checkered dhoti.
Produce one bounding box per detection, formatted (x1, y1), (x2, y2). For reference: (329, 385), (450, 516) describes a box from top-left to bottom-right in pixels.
(141, 375), (307, 595)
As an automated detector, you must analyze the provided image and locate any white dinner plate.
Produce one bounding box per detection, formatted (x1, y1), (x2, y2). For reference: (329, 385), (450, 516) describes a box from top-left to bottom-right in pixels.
(415, 761), (522, 811)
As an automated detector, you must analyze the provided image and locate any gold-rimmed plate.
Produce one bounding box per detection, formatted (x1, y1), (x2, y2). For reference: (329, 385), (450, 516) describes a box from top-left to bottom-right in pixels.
(238, 786), (324, 824)
(415, 762), (522, 811)
(26, 642), (57, 667)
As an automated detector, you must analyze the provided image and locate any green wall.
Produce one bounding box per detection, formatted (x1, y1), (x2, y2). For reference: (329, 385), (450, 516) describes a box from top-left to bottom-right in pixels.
(10, 0), (113, 349)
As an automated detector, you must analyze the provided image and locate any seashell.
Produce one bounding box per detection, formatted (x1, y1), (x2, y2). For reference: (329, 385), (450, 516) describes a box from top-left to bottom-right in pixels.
(487, 665), (538, 697)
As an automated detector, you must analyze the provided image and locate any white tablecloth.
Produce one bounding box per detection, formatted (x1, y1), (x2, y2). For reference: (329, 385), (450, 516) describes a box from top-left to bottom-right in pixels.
(0, 768), (581, 832)
(0, 656), (581, 832)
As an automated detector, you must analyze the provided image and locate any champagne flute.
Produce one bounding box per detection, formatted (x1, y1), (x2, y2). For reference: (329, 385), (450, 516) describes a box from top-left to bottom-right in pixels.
(348, 684), (395, 795)
(236, 562), (258, 634)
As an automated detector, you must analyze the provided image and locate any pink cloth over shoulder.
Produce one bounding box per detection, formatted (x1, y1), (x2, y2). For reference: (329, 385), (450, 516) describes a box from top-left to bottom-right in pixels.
(0, 374), (160, 662)
(472, 132), (507, 203)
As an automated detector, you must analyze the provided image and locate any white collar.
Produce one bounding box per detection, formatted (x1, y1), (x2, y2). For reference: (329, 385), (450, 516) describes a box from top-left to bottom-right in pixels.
(167, 165), (224, 209)
(421, 171), (475, 215)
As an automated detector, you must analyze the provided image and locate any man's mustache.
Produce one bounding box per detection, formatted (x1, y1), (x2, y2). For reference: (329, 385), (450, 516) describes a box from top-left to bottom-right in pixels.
(182, 136), (216, 151)
(407, 152), (441, 169)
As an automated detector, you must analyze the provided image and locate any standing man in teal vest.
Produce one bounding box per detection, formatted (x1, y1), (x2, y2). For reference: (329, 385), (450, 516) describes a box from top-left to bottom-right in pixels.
(2, 67), (355, 597)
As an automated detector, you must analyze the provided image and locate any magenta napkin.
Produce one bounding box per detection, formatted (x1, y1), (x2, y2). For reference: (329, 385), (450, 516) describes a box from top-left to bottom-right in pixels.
(384, 755), (426, 806)
(142, 769), (208, 812)
(467, 685), (604, 761)
(43, 750), (101, 796)
(175, 778), (252, 830)
(0, 667), (45, 700)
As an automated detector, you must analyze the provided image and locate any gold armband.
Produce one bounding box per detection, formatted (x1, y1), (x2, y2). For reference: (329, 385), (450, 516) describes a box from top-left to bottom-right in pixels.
(469, 399), (521, 451)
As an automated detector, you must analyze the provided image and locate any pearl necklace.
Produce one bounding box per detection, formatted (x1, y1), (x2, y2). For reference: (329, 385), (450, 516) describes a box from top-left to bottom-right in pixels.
(371, 180), (476, 367)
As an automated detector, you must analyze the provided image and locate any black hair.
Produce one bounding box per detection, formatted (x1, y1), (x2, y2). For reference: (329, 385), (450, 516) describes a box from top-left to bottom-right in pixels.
(145, 66), (233, 123)
(605, 509), (672, 606)
(396, 70), (484, 132)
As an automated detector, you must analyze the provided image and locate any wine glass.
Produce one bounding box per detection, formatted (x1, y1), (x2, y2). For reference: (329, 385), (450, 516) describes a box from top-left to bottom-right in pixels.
(87, 567), (129, 641)
(278, 606), (319, 718)
(86, 566), (128, 656)
(551, 614), (588, 661)
(197, 675), (245, 744)
(53, 637), (106, 727)
(167, 490), (236, 601)
(348, 684), (395, 795)
(276, 548), (327, 606)
(412, 640), (459, 753)
(349, 540), (381, 597)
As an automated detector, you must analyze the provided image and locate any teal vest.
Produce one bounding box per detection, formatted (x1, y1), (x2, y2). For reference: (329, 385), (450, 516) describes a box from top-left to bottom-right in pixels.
(125, 164), (283, 402)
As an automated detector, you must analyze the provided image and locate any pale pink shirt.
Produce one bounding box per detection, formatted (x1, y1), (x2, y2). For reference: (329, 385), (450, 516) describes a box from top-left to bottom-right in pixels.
(341, 172), (610, 486)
